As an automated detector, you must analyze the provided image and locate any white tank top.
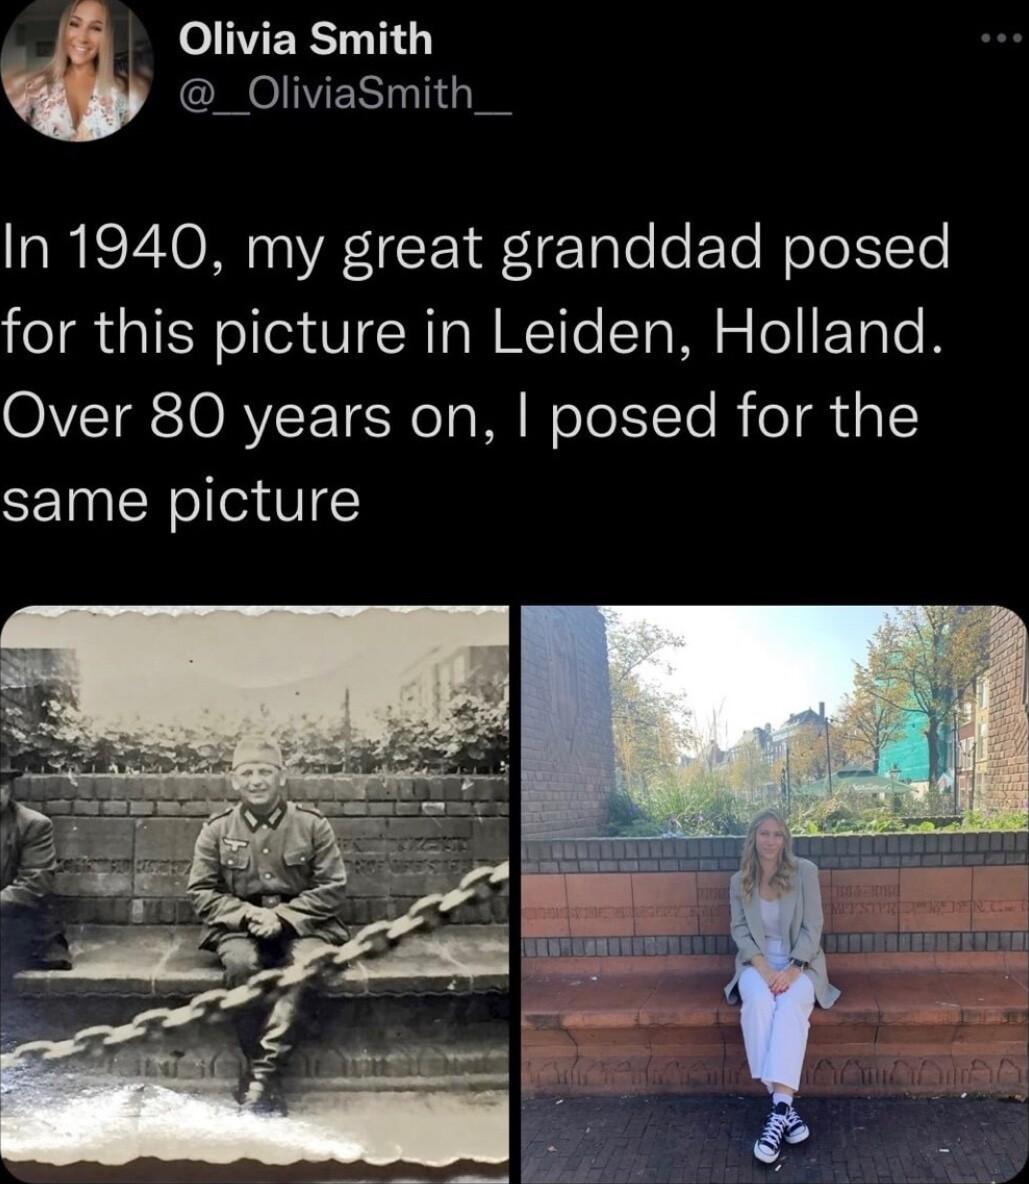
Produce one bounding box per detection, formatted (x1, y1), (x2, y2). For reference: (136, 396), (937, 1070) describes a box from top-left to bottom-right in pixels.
(759, 895), (787, 959)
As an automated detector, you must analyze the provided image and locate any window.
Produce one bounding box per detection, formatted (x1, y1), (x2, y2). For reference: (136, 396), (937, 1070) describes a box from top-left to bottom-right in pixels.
(977, 676), (989, 710)
(976, 721), (988, 761)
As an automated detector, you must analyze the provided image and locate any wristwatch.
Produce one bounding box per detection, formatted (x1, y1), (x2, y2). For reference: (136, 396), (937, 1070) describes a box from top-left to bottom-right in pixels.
(789, 958), (808, 968)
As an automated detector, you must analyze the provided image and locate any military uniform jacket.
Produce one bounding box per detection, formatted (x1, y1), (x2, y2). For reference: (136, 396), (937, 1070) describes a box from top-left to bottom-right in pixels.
(187, 799), (349, 951)
(1, 799), (69, 959)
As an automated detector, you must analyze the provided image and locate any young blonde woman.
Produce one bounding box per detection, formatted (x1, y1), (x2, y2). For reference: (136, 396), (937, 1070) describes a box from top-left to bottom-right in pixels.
(724, 808), (840, 1164)
(11, 0), (128, 141)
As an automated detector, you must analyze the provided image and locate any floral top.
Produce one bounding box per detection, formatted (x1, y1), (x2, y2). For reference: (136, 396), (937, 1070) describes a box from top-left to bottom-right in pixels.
(21, 78), (128, 142)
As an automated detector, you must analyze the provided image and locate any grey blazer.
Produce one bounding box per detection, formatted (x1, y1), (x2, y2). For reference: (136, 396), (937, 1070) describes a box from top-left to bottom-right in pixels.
(723, 856), (841, 1009)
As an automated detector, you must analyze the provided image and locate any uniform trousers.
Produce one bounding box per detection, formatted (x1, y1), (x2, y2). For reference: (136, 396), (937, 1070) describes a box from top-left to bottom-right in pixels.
(738, 962), (816, 1093)
(217, 931), (332, 1072)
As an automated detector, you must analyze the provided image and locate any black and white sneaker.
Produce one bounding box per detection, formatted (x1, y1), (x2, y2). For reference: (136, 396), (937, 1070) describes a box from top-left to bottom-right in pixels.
(754, 1101), (790, 1163)
(784, 1103), (809, 1144)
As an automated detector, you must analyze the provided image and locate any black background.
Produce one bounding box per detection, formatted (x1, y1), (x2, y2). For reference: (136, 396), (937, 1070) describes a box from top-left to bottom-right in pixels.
(1, 4), (1023, 609)
(0, 6), (1025, 1180)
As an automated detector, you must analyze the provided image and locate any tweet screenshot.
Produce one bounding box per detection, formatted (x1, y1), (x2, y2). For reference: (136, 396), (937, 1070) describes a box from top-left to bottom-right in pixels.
(0, 3), (1025, 1179)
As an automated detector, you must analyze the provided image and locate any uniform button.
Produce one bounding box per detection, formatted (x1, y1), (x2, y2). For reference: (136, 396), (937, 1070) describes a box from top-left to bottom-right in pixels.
(263, 872), (272, 879)
(262, 848), (269, 854)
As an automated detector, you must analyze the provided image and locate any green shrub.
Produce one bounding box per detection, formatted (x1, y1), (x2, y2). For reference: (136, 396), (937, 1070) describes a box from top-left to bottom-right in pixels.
(621, 769), (748, 836)
(609, 818), (666, 838)
(2, 676), (509, 775)
(606, 785), (646, 835)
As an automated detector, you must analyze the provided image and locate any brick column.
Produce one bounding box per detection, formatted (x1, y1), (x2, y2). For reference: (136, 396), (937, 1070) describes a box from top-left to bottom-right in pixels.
(521, 607), (615, 839)
(983, 608), (1028, 814)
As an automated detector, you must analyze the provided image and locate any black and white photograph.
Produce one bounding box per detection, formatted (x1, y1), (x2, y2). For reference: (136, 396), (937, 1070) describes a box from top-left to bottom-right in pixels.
(0, 605), (509, 1170)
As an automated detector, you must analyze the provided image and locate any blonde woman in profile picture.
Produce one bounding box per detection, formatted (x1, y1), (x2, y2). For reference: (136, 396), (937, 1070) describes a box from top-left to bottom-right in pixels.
(10, 0), (128, 141)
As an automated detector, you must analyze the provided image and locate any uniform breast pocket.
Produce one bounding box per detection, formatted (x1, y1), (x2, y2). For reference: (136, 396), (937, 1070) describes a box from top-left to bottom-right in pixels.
(219, 843), (250, 871)
(284, 848), (312, 868)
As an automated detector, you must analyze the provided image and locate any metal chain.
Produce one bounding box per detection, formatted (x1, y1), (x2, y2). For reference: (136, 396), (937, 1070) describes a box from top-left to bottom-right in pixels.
(0, 860), (508, 1072)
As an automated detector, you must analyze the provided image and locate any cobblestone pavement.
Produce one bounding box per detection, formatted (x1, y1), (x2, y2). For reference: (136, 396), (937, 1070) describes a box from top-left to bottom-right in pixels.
(522, 1094), (1028, 1183)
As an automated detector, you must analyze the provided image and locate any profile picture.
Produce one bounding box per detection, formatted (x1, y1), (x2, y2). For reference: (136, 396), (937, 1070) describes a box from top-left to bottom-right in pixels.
(2, 0), (152, 142)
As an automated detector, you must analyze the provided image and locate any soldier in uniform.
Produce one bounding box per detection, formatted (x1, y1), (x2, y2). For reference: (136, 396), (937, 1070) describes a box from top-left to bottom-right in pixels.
(186, 737), (348, 1114)
(1, 763), (72, 1001)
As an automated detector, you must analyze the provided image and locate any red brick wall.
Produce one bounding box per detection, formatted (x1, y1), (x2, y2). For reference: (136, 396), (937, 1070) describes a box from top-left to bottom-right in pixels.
(521, 607), (615, 839)
(983, 607), (1029, 813)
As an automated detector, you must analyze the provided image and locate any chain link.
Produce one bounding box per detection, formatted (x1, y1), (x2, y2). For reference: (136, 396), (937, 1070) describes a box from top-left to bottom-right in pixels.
(0, 860), (508, 1072)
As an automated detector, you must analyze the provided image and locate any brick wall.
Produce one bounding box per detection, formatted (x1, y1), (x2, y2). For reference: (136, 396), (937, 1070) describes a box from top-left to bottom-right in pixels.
(983, 607), (1029, 814)
(11, 774), (508, 926)
(521, 606), (615, 840)
(520, 832), (1028, 958)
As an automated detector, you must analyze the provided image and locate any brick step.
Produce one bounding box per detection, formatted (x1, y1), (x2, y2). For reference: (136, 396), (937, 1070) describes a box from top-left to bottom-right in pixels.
(0, 1082), (509, 1166)
(522, 961), (1028, 1097)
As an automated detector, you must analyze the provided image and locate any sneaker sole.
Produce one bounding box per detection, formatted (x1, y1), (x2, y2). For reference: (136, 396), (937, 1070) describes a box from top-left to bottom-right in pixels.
(785, 1126), (809, 1144)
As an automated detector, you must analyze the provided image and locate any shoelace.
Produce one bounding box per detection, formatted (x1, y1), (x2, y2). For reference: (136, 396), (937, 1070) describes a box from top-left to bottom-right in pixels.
(760, 1110), (789, 1147)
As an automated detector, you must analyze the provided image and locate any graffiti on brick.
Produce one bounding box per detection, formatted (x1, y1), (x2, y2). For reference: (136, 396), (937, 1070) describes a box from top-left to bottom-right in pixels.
(973, 899), (1028, 914)
(648, 1058), (720, 1086)
(634, 904), (699, 920)
(568, 906), (633, 920)
(572, 1058), (649, 1087)
(56, 857), (133, 874)
(346, 835), (474, 878)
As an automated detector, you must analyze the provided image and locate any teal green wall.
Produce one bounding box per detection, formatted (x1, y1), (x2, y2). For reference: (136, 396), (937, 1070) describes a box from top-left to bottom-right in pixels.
(879, 709), (953, 782)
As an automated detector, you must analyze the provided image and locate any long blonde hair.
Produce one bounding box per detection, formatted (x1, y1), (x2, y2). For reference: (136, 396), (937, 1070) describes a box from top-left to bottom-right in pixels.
(28, 0), (119, 97)
(739, 807), (797, 902)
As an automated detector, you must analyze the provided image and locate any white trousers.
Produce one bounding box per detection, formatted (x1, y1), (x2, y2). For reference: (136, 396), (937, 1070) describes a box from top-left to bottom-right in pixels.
(738, 965), (815, 1093)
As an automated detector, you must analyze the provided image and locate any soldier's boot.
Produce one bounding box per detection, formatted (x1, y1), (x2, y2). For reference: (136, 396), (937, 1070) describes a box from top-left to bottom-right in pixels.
(240, 988), (303, 1116)
(232, 1007), (264, 1104)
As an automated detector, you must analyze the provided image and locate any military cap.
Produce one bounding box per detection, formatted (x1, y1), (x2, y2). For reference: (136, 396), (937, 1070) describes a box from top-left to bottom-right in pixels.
(231, 735), (284, 769)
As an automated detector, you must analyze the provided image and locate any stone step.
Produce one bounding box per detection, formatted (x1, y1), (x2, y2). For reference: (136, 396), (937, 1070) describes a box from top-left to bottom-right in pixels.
(4, 924), (509, 1087)
(14, 923), (509, 996)
(0, 1080), (510, 1167)
(6, 990), (510, 1086)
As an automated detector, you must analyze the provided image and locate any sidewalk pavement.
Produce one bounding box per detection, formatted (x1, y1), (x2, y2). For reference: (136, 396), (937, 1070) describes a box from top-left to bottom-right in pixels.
(522, 1094), (1028, 1184)
(1, 1079), (509, 1173)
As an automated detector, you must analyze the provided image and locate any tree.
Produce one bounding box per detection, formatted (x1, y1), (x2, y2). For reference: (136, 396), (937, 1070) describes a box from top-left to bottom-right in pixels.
(859, 606), (990, 793)
(835, 642), (907, 773)
(773, 721), (850, 786)
(728, 736), (772, 797)
(602, 609), (695, 801)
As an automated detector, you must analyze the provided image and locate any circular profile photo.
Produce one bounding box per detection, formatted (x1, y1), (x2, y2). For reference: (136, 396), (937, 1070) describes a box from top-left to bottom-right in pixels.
(2, 0), (152, 142)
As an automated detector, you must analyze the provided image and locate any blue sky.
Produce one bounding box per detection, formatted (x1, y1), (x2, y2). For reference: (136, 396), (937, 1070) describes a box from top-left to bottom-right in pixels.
(607, 605), (896, 752)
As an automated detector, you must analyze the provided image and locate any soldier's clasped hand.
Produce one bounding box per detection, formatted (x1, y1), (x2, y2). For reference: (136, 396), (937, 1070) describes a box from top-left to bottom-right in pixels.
(247, 908), (283, 939)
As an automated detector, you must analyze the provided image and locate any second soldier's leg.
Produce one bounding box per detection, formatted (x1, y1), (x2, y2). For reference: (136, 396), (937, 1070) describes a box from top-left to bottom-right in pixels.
(216, 935), (263, 1101)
